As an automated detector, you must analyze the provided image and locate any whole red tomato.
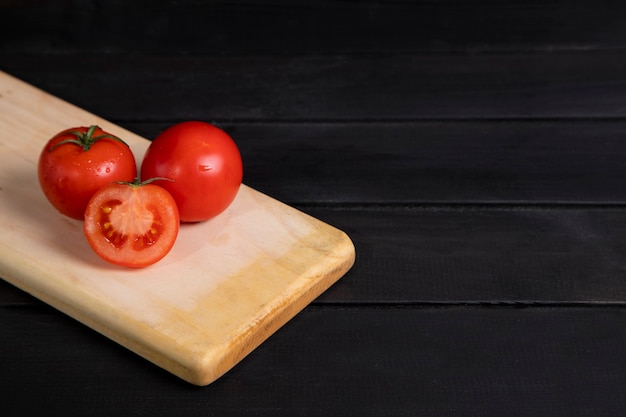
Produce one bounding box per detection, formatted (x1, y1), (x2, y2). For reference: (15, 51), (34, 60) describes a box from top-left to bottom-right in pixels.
(38, 125), (137, 220)
(140, 121), (243, 222)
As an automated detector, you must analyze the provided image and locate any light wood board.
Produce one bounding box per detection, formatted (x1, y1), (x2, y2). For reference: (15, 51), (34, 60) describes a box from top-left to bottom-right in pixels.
(0, 71), (355, 386)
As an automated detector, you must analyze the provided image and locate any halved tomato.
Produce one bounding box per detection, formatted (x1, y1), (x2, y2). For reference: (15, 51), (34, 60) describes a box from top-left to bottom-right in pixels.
(83, 180), (179, 268)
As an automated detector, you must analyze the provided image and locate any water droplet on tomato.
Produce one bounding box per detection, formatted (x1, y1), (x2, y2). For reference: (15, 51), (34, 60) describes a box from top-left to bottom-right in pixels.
(199, 165), (213, 171)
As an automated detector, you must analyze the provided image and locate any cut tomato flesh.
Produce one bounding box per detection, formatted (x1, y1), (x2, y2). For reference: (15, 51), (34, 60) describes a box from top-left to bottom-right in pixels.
(84, 182), (180, 268)
(98, 199), (164, 250)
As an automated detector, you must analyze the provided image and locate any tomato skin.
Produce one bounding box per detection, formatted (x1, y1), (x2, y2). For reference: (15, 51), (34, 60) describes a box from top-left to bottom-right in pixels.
(83, 182), (179, 268)
(38, 126), (137, 220)
(140, 121), (243, 222)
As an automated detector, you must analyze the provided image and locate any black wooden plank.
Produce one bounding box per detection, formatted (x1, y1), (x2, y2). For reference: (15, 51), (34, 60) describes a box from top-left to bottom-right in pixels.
(2, 305), (626, 416)
(2, 1), (626, 55)
(237, 121), (626, 205)
(4, 52), (626, 121)
(3, 205), (626, 305)
(306, 206), (626, 304)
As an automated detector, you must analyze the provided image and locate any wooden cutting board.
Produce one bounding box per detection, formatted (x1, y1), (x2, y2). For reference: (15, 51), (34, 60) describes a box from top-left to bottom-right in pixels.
(0, 71), (355, 386)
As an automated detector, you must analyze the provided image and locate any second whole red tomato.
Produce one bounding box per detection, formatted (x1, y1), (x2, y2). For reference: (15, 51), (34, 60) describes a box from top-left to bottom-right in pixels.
(140, 121), (243, 222)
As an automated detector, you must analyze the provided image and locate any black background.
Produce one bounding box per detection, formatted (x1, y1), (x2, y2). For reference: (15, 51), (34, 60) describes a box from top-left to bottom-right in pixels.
(3, 1), (626, 416)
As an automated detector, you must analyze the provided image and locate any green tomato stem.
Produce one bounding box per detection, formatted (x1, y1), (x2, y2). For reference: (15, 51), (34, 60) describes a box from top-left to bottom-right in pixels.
(116, 177), (174, 187)
(48, 125), (130, 152)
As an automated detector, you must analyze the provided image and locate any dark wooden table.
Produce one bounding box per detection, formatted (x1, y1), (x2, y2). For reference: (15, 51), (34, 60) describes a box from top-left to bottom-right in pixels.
(3, 1), (626, 415)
